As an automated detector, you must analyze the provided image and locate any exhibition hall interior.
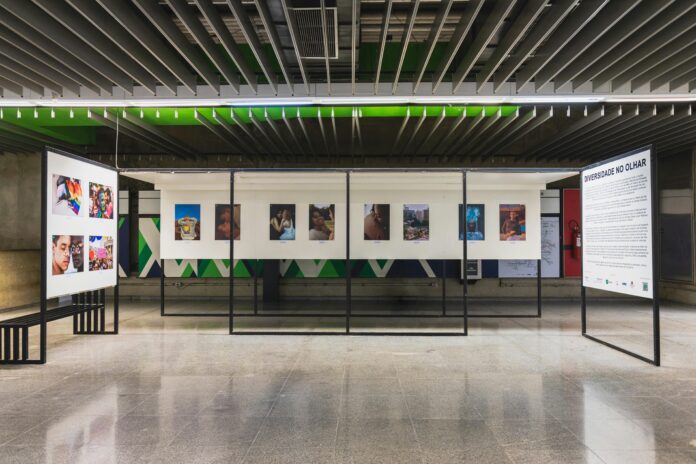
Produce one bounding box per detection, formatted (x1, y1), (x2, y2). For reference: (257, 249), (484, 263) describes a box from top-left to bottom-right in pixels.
(2, 1), (696, 463)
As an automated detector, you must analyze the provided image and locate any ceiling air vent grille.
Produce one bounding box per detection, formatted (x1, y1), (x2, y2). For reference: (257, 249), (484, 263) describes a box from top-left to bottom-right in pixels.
(292, 7), (338, 59)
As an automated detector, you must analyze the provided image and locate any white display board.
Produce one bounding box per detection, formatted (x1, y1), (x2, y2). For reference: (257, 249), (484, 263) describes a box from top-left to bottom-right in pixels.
(498, 216), (560, 278)
(582, 148), (653, 298)
(45, 150), (118, 299)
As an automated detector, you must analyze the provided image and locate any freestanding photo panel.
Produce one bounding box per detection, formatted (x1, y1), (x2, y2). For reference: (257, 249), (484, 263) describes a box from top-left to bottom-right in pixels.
(581, 146), (660, 365)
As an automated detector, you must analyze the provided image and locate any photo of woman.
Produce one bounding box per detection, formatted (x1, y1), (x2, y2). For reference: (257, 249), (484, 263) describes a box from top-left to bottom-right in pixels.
(499, 204), (526, 241)
(89, 182), (114, 219)
(215, 204), (241, 240)
(364, 203), (390, 240)
(270, 204), (296, 240)
(309, 204), (335, 241)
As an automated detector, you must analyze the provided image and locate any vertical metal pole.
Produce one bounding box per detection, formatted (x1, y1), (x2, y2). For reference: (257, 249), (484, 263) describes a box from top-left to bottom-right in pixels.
(253, 260), (258, 315)
(100, 288), (106, 332)
(441, 259), (446, 316)
(230, 171), (235, 334)
(160, 259), (165, 316)
(114, 275), (119, 334)
(114, 175), (120, 334)
(537, 258), (542, 318)
(40, 150), (47, 363)
(462, 170), (468, 336)
(346, 171), (351, 334)
(580, 174), (586, 335)
(651, 149), (660, 366)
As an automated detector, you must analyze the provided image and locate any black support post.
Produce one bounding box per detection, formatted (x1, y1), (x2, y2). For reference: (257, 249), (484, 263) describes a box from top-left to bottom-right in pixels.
(462, 170), (468, 336)
(40, 150), (47, 363)
(346, 171), (351, 334)
(537, 259), (542, 318)
(229, 170), (235, 334)
(160, 259), (165, 316)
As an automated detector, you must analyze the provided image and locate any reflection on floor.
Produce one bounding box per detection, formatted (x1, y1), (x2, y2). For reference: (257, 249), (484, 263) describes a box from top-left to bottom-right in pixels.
(1, 299), (696, 463)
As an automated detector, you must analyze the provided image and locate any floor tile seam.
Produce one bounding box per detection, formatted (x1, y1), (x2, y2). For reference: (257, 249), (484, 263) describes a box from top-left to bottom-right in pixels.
(396, 374), (425, 454)
(242, 352), (305, 462)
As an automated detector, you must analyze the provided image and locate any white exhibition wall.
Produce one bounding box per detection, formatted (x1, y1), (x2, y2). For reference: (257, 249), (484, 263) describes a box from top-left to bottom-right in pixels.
(582, 148), (653, 299)
(46, 151), (118, 299)
(127, 170), (576, 262)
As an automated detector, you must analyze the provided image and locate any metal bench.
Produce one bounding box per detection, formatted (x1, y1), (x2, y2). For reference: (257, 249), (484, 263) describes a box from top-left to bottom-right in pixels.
(0, 290), (107, 363)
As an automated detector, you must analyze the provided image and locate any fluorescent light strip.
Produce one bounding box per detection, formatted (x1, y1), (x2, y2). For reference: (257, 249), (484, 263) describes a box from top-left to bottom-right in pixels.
(0, 94), (694, 108)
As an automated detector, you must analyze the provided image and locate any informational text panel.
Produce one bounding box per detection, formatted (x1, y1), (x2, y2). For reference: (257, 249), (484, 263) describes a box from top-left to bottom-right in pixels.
(582, 149), (653, 298)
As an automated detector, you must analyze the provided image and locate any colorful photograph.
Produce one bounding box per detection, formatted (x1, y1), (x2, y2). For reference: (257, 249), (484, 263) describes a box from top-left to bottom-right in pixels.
(215, 204), (241, 240)
(175, 204), (201, 241)
(88, 235), (114, 271)
(403, 204), (429, 241)
(500, 204), (526, 241)
(89, 182), (114, 219)
(460, 204), (485, 240)
(52, 174), (83, 216)
(51, 235), (84, 275)
(364, 204), (390, 240)
(270, 204), (296, 240)
(309, 204), (335, 241)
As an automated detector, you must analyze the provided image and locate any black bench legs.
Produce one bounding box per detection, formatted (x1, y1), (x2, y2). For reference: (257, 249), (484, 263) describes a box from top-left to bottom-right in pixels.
(73, 289), (111, 335)
(0, 326), (29, 362)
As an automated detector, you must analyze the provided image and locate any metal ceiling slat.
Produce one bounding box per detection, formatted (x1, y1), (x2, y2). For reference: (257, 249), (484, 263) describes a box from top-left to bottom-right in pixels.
(351, 0), (358, 95)
(469, 109), (519, 157)
(496, 107), (554, 154)
(0, 132), (42, 152)
(96, 0), (197, 93)
(330, 108), (339, 156)
(0, 120), (76, 149)
(93, 112), (186, 158)
(31, 0), (157, 94)
(263, 109), (294, 156)
(480, 107), (538, 160)
(515, 0), (609, 90)
(197, 111), (241, 150)
(667, 58), (696, 91)
(417, 107), (447, 155)
(196, 0), (257, 92)
(574, 2), (696, 90)
(593, 13), (696, 90)
(280, 108), (305, 155)
(413, 0), (453, 93)
(476, 0), (547, 91)
(0, 64), (44, 95)
(279, 0), (310, 95)
(526, 107), (605, 159)
(431, 110), (467, 154)
(619, 33), (696, 91)
(0, 75), (23, 96)
(254, 0), (294, 93)
(248, 111), (283, 155)
(531, 108), (624, 161)
(0, 27), (98, 94)
(320, 0), (332, 95)
(533, 0), (640, 91)
(451, 0), (517, 93)
(66, 0), (180, 94)
(294, 108), (315, 157)
(317, 110), (330, 156)
(635, 50), (696, 91)
(0, 40), (80, 94)
(226, 0), (278, 93)
(392, 0), (422, 94)
(459, 108), (502, 153)
(447, 110), (486, 159)
(115, 111), (198, 159)
(0, 57), (63, 95)
(432, 0), (484, 93)
(552, 1), (674, 90)
(373, 0), (394, 94)
(390, 109), (411, 156)
(493, 0), (577, 92)
(0, 2), (134, 94)
(167, 0), (239, 93)
(132, 0), (219, 93)
(230, 110), (275, 157)
(401, 110), (428, 156)
(212, 109), (258, 156)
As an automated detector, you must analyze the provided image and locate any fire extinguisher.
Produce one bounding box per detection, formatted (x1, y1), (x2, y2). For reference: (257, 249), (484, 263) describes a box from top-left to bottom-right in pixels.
(569, 220), (581, 259)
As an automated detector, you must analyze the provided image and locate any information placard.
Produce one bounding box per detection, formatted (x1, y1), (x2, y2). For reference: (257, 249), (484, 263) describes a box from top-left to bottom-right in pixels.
(45, 150), (118, 299)
(581, 148), (653, 298)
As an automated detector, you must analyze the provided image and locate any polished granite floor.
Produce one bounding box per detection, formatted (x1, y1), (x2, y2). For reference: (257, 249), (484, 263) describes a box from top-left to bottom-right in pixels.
(1, 298), (696, 463)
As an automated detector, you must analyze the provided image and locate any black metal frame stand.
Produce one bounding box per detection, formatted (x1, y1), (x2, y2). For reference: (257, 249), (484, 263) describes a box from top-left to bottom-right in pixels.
(580, 146), (660, 366)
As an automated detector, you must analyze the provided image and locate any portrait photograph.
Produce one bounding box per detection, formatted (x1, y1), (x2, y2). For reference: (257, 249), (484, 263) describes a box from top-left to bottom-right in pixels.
(88, 235), (114, 271)
(51, 235), (84, 275)
(403, 204), (429, 241)
(175, 204), (201, 241)
(89, 182), (114, 219)
(215, 204), (241, 240)
(460, 204), (485, 241)
(364, 203), (390, 240)
(309, 204), (335, 241)
(52, 174), (83, 217)
(270, 204), (296, 240)
(499, 204), (526, 241)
